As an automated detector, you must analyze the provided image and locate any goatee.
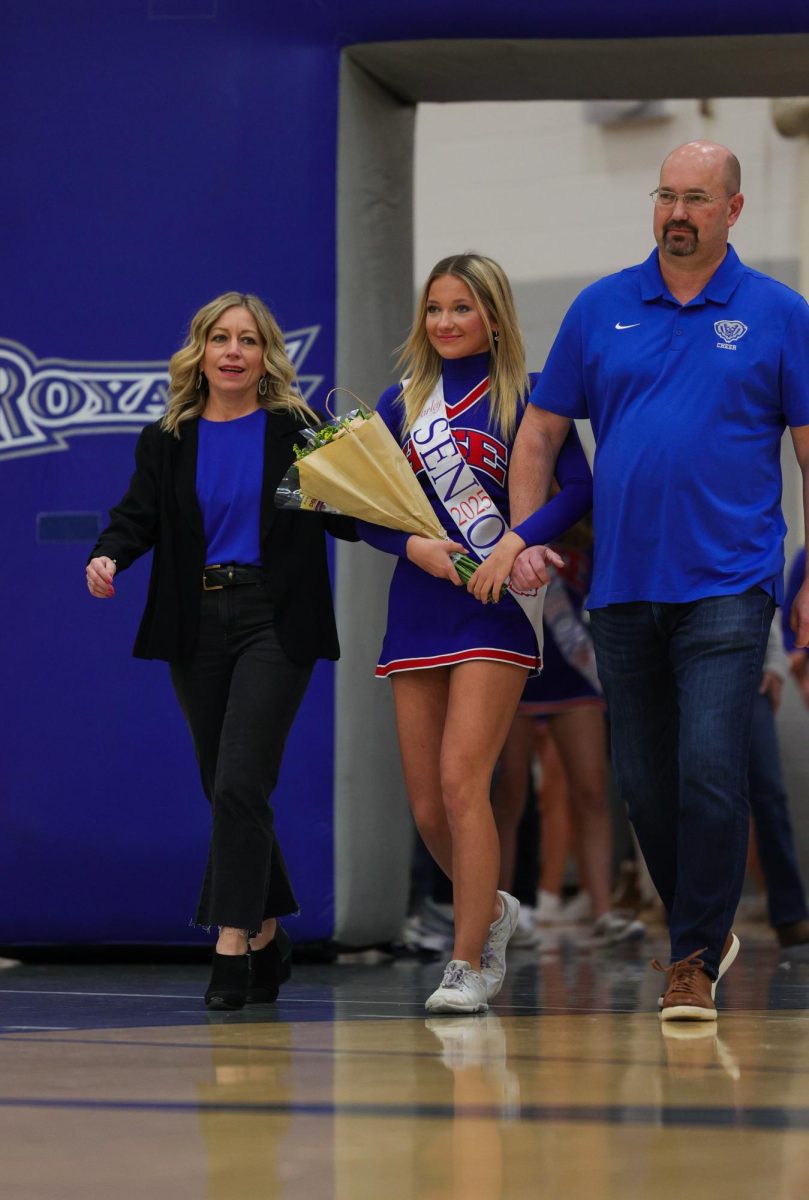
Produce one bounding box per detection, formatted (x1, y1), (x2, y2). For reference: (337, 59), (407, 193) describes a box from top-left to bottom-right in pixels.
(663, 226), (698, 257)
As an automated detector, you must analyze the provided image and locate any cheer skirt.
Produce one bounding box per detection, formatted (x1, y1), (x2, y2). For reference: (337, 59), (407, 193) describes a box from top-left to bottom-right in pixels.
(375, 558), (539, 678)
(516, 623), (604, 715)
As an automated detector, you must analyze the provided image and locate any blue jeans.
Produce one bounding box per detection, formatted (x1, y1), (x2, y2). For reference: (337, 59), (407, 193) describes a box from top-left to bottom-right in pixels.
(590, 589), (774, 977)
(748, 689), (809, 928)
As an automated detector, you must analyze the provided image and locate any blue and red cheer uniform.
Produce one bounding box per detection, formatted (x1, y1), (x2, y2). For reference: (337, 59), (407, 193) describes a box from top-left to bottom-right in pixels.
(357, 351), (592, 677)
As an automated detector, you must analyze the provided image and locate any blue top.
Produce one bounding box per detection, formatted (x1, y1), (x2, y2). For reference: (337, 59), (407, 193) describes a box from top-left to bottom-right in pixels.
(530, 245), (809, 609)
(358, 351), (592, 558)
(197, 407), (266, 566)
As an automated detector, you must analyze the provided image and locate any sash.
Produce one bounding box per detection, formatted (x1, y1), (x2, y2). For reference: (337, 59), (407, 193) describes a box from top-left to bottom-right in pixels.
(544, 567), (602, 692)
(410, 376), (545, 656)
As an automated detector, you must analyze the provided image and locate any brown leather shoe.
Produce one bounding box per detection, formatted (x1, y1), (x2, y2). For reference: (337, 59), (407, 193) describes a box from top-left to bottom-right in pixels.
(776, 920), (809, 948)
(657, 931), (739, 1009)
(653, 948), (717, 1021)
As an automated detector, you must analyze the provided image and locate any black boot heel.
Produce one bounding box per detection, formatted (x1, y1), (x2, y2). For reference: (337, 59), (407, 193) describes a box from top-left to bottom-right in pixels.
(205, 951), (249, 1010)
(247, 923), (293, 1004)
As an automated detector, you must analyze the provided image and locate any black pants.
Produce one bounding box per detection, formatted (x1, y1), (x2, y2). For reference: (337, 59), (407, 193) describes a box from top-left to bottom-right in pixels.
(170, 582), (312, 934)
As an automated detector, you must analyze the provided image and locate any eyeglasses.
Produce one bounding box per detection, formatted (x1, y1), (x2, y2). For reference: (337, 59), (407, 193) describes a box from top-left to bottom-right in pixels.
(650, 188), (728, 209)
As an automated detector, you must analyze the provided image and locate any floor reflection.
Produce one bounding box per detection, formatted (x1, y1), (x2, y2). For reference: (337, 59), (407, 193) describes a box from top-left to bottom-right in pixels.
(2, 926), (809, 1199)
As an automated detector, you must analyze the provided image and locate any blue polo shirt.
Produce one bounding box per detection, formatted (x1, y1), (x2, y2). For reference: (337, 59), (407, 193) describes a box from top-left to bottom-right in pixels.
(531, 245), (809, 608)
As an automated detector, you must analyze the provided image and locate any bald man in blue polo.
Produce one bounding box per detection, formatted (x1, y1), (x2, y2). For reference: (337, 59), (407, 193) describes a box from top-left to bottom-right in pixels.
(510, 140), (809, 1021)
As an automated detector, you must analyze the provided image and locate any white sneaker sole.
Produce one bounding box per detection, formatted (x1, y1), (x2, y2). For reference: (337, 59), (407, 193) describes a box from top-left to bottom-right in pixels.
(660, 1003), (717, 1022)
(424, 993), (488, 1015)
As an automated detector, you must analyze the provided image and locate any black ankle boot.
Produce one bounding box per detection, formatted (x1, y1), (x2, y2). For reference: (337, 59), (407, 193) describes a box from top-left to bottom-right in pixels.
(247, 923), (293, 1004)
(205, 951), (249, 1010)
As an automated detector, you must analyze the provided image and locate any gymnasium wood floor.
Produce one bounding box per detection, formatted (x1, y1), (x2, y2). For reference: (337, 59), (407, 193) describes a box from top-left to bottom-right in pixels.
(2, 921), (809, 1200)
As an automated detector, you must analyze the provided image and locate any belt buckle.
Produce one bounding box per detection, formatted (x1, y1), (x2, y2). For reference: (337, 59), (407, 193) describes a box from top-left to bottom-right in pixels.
(203, 563), (224, 592)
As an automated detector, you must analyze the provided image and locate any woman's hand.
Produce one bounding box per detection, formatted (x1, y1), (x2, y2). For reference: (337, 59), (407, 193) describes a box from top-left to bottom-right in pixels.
(467, 531), (526, 604)
(86, 556), (117, 598)
(406, 536), (465, 584)
(509, 544), (565, 592)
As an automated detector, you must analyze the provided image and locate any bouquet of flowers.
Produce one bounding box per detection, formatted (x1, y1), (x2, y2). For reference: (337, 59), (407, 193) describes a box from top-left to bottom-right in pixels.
(275, 403), (486, 586)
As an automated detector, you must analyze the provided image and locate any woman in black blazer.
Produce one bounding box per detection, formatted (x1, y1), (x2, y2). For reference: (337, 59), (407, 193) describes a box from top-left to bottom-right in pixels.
(87, 292), (355, 1010)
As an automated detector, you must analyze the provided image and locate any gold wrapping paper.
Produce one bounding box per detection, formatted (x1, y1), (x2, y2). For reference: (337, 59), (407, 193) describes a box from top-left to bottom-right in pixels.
(297, 413), (447, 540)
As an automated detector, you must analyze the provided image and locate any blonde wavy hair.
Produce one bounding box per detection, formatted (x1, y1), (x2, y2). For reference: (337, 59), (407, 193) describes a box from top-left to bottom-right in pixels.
(162, 292), (317, 436)
(396, 254), (529, 441)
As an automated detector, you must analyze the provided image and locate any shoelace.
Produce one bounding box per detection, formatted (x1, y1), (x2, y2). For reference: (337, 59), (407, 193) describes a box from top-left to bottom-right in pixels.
(651, 946), (709, 996)
(442, 964), (469, 989)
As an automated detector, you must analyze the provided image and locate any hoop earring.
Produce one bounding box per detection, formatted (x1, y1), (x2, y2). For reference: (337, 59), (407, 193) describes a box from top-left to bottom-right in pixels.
(258, 375), (268, 397)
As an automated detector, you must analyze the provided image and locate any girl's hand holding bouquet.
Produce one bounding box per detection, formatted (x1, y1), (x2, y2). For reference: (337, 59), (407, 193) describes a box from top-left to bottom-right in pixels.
(466, 530), (527, 604)
(406, 535), (466, 585)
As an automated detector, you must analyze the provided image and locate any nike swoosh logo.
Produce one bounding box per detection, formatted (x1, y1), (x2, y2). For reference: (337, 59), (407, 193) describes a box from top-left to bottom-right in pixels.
(615, 322), (640, 330)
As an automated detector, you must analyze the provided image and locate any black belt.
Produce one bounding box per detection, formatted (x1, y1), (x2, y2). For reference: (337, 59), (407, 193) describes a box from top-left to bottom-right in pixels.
(202, 563), (265, 591)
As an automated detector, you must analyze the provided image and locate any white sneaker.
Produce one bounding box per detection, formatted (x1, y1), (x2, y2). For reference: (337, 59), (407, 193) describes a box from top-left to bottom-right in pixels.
(510, 906), (541, 948)
(591, 911), (646, 945)
(424, 960), (489, 1014)
(560, 890), (593, 923)
(480, 890), (520, 999)
(535, 890), (563, 925)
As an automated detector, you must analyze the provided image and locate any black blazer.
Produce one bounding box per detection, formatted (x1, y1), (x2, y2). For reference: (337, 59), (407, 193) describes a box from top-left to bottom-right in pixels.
(90, 409), (356, 664)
